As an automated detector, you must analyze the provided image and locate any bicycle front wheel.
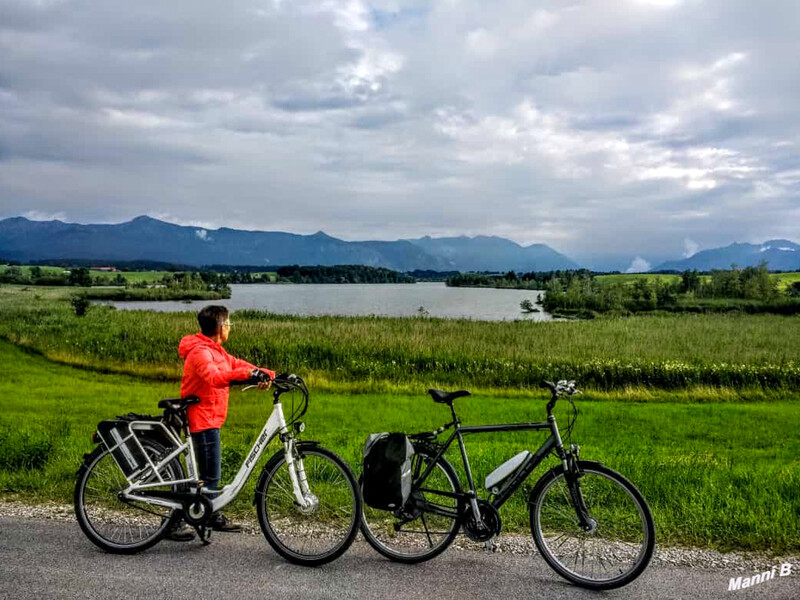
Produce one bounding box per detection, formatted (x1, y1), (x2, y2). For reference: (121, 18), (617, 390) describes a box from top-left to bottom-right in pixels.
(74, 439), (184, 554)
(255, 445), (360, 566)
(529, 461), (655, 590)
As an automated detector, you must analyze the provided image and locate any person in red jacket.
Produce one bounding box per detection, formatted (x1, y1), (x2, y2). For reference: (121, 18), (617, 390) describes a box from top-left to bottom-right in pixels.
(171, 305), (274, 539)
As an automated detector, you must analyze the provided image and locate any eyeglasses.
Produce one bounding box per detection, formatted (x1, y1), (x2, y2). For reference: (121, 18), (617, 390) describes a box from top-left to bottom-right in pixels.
(221, 320), (232, 328)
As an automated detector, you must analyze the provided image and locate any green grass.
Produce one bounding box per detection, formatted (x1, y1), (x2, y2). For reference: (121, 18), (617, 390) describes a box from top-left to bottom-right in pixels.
(775, 272), (800, 291)
(0, 339), (797, 552)
(595, 274), (682, 285)
(0, 266), (182, 284)
(599, 271), (800, 292)
(92, 270), (174, 284)
(1, 285), (800, 390)
(83, 287), (229, 301)
(0, 265), (68, 277)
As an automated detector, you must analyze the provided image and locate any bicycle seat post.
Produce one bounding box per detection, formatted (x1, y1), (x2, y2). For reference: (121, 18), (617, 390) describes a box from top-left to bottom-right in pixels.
(448, 402), (460, 425)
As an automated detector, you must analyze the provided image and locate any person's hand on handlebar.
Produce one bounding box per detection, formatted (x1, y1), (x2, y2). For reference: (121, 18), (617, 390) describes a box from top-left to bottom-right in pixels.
(250, 368), (275, 390)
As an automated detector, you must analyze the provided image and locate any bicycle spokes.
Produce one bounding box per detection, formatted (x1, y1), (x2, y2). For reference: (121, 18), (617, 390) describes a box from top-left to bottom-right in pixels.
(533, 466), (653, 587)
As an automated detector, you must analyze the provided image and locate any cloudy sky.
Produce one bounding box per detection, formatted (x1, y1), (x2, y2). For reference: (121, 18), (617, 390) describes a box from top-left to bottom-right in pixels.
(1, 0), (798, 269)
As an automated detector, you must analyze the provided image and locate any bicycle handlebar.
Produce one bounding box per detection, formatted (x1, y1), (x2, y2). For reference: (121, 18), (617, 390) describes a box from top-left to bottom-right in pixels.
(541, 380), (581, 414)
(232, 371), (304, 392)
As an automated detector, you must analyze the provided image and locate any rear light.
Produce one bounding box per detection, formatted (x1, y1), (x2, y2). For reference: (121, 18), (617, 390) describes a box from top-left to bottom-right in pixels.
(91, 431), (101, 444)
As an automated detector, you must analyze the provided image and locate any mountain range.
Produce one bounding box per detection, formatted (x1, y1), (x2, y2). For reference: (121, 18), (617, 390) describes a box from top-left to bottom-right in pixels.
(0, 216), (579, 272)
(3, 215), (799, 273)
(653, 240), (800, 271)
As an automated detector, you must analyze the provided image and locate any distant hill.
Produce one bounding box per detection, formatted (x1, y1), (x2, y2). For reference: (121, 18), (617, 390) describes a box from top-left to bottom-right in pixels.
(405, 235), (579, 272)
(653, 240), (800, 271)
(0, 216), (580, 272)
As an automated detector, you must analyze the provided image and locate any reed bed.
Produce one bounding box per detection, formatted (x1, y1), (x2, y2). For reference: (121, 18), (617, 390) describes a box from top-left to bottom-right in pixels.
(0, 285), (797, 390)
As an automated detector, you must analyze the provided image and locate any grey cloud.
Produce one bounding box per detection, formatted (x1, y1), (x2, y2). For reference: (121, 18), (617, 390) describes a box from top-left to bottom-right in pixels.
(1, 0), (799, 267)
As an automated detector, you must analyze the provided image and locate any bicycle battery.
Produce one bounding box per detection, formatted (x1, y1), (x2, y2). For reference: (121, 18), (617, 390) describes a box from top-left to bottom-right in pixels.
(485, 451), (532, 495)
(96, 420), (149, 478)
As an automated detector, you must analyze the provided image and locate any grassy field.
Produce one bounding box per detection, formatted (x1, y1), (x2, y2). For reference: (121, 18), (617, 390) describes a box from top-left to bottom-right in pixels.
(0, 265), (68, 277)
(0, 285), (798, 391)
(0, 340), (797, 552)
(598, 271), (800, 291)
(93, 270), (279, 284)
(594, 273), (682, 285)
(95, 270), (174, 283)
(1, 266), (280, 284)
(775, 272), (800, 290)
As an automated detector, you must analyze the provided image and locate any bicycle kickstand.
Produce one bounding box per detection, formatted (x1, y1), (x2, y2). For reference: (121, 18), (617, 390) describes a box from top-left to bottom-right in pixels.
(193, 525), (212, 546)
(483, 538), (497, 554)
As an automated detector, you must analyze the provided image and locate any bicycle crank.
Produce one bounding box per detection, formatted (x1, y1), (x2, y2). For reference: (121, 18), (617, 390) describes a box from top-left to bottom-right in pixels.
(463, 500), (502, 543)
(183, 494), (213, 527)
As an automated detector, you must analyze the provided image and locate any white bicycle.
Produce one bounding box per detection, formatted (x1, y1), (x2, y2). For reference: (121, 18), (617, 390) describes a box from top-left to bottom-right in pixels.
(74, 373), (361, 566)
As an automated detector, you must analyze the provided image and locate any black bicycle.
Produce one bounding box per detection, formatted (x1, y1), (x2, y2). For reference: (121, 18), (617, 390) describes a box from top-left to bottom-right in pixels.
(360, 380), (655, 590)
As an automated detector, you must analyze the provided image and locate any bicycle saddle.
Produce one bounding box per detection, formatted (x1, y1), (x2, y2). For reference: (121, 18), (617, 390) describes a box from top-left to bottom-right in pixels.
(427, 389), (471, 404)
(157, 396), (200, 411)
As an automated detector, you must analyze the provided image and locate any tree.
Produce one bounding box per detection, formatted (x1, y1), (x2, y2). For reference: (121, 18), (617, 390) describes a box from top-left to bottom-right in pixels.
(71, 295), (91, 316)
(68, 268), (93, 287)
(680, 270), (701, 294)
(1, 266), (28, 284)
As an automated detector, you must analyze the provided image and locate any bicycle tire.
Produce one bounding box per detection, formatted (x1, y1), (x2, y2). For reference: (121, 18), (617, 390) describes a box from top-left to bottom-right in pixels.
(360, 445), (463, 564)
(529, 461), (655, 590)
(74, 439), (184, 554)
(255, 444), (360, 566)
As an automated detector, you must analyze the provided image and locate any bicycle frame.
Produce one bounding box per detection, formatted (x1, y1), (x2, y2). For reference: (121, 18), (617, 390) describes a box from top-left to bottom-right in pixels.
(411, 411), (568, 521)
(114, 394), (311, 513)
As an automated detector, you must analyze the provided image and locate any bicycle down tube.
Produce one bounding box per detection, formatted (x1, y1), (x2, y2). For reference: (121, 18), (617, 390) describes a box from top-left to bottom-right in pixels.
(411, 418), (560, 513)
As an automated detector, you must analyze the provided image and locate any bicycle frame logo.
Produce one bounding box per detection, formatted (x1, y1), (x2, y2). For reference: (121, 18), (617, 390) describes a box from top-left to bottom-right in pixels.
(246, 428), (272, 470)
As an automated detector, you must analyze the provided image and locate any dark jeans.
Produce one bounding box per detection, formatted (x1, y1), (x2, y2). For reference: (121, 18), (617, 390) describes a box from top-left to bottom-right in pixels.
(191, 428), (221, 494)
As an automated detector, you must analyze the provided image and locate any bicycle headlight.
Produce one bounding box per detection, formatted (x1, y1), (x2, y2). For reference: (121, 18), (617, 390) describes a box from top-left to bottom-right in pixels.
(293, 421), (306, 433)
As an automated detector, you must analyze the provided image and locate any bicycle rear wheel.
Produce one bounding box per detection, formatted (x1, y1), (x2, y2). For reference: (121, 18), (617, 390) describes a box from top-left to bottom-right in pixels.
(529, 461), (655, 590)
(255, 445), (360, 566)
(360, 446), (463, 564)
(74, 439), (184, 554)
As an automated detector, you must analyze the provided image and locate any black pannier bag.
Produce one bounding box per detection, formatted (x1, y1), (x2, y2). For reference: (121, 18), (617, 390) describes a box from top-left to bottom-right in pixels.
(362, 432), (415, 510)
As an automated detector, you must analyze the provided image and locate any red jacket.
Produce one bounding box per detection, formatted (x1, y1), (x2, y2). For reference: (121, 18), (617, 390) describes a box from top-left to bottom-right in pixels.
(178, 333), (274, 433)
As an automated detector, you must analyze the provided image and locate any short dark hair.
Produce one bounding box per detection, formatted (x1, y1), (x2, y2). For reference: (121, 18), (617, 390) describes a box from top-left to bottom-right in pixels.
(198, 305), (229, 336)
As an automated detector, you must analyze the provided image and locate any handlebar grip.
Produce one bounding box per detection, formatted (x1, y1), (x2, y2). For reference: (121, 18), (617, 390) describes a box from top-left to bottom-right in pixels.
(231, 370), (272, 387)
(250, 368), (272, 383)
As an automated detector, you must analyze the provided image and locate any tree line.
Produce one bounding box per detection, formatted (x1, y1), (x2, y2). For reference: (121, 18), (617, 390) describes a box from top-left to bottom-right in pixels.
(542, 264), (800, 316)
(447, 269), (593, 289)
(274, 265), (415, 284)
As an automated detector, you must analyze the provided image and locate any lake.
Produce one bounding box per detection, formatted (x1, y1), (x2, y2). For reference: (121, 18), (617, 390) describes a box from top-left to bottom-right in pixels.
(108, 282), (552, 321)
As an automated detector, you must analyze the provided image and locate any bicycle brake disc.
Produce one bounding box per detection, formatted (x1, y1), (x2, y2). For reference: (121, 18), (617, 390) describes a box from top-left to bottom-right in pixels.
(463, 500), (501, 542)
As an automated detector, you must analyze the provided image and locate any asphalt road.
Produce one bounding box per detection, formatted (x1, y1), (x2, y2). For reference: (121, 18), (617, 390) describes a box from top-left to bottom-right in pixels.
(0, 517), (796, 600)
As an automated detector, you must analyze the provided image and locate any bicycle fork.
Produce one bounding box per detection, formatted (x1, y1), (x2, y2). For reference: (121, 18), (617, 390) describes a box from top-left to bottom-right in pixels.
(563, 446), (597, 534)
(282, 437), (318, 513)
